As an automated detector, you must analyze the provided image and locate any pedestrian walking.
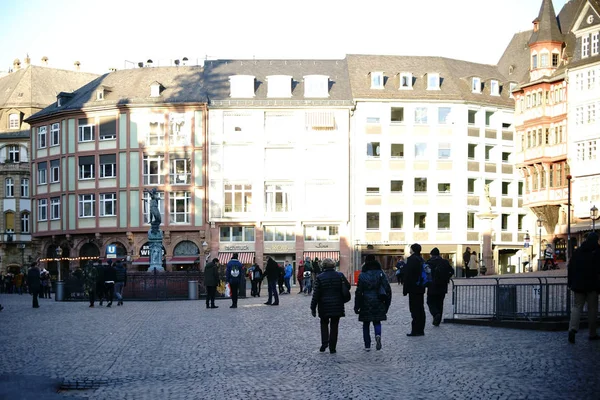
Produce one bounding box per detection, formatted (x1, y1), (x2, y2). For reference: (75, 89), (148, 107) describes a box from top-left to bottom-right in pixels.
(426, 248), (454, 326)
(204, 258), (220, 309)
(104, 260), (117, 307)
(96, 261), (106, 306)
(404, 243), (426, 337)
(284, 261), (293, 294)
(297, 261), (305, 294)
(263, 256), (280, 306)
(354, 255), (391, 351)
(310, 258), (350, 354)
(567, 232), (600, 344)
(84, 261), (97, 307)
(27, 262), (41, 308)
(114, 260), (127, 306)
(462, 247), (471, 278)
(225, 253), (243, 308)
(394, 256), (406, 285)
(303, 258), (313, 295)
(278, 263), (285, 295)
(40, 268), (51, 299)
(249, 262), (263, 297)
(14, 272), (23, 295)
(467, 251), (479, 278)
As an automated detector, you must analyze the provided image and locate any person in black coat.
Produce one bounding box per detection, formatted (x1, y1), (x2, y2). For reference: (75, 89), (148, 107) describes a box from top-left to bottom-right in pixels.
(27, 262), (41, 308)
(263, 256), (280, 306)
(404, 243), (426, 336)
(95, 261), (106, 306)
(426, 248), (454, 326)
(567, 232), (600, 343)
(104, 260), (117, 307)
(354, 255), (391, 351)
(310, 258), (351, 354)
(204, 258), (220, 309)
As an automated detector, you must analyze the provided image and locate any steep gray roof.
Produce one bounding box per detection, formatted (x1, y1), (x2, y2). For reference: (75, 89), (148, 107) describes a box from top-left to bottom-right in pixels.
(203, 59), (353, 107)
(529, 0), (563, 45)
(497, 31), (533, 84)
(346, 55), (514, 108)
(28, 66), (208, 122)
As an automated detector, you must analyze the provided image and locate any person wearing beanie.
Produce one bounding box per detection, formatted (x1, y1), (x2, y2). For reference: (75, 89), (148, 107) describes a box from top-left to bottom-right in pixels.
(567, 232), (600, 343)
(404, 243), (426, 336)
(426, 248), (454, 326)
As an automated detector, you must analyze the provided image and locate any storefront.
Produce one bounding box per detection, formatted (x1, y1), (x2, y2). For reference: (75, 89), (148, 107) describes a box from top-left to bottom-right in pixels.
(217, 243), (256, 266)
(303, 241), (340, 264)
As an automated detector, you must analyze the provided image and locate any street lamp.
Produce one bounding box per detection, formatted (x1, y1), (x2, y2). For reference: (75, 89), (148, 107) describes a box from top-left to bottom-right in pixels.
(537, 219), (543, 271)
(591, 205), (599, 231)
(17, 243), (26, 273)
(524, 231), (532, 272)
(55, 246), (63, 281)
(567, 175), (572, 263)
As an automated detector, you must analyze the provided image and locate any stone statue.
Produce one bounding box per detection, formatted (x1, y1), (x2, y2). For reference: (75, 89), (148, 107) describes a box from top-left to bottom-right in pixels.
(144, 188), (161, 232)
(483, 184), (492, 213)
(143, 188), (164, 272)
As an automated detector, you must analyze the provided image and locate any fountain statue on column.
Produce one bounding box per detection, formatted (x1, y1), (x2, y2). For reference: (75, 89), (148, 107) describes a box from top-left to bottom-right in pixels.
(477, 184), (498, 276)
(145, 188), (164, 272)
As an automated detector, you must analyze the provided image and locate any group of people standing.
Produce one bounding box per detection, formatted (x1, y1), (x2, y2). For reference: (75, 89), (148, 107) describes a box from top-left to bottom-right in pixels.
(83, 259), (128, 308)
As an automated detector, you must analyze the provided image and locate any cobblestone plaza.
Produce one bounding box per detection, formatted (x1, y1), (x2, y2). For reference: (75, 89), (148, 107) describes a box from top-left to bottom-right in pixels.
(1, 284), (599, 399)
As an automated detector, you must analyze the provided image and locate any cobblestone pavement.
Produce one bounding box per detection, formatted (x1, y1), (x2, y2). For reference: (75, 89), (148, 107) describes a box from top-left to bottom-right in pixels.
(0, 284), (599, 400)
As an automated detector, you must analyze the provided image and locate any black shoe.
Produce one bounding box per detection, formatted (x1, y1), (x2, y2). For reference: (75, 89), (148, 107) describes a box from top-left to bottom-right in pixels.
(375, 335), (382, 350)
(230, 305), (237, 308)
(89, 304), (94, 308)
(0, 305), (4, 311)
(33, 305), (40, 308)
(206, 304), (210, 309)
(319, 345), (327, 352)
(329, 349), (336, 354)
(211, 305), (219, 309)
(406, 332), (424, 337)
(264, 302), (272, 305)
(433, 314), (442, 326)
(107, 303), (112, 308)
(568, 329), (576, 344)
(271, 302), (279, 306)
(589, 335), (600, 341)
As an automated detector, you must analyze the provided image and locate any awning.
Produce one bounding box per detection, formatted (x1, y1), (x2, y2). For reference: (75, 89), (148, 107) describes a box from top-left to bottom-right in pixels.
(166, 256), (199, 265)
(218, 252), (255, 265)
(131, 257), (149, 265)
(303, 251), (340, 261)
(305, 111), (335, 130)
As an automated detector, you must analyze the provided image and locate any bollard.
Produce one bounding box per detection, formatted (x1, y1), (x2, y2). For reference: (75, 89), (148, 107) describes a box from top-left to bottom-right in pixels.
(188, 280), (198, 300)
(55, 281), (65, 301)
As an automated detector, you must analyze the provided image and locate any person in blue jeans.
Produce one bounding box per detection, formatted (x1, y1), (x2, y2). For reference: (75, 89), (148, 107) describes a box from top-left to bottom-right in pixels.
(284, 261), (293, 294)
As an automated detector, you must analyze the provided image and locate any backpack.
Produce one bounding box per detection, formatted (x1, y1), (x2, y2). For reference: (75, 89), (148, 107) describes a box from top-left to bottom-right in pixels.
(417, 259), (432, 288)
(253, 269), (261, 280)
(432, 261), (452, 285)
(230, 265), (240, 278)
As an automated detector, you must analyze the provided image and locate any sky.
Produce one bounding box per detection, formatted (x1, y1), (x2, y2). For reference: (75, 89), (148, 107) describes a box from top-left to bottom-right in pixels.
(0, 0), (569, 75)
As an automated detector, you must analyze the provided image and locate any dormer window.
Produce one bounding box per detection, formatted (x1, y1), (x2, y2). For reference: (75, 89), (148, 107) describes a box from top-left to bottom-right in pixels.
(540, 52), (549, 68)
(532, 53), (538, 69)
(304, 75), (329, 98)
(490, 80), (499, 96)
(509, 82), (517, 98)
(229, 75), (256, 98)
(150, 81), (162, 97)
(8, 113), (19, 129)
(56, 92), (73, 108)
(96, 89), (104, 101)
(472, 77), (481, 93)
(57, 98), (62, 107)
(371, 72), (384, 89)
(427, 73), (440, 90)
(400, 73), (412, 89)
(266, 75), (292, 98)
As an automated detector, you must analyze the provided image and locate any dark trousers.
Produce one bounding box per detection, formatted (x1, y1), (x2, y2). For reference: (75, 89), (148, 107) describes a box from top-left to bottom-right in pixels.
(267, 279), (279, 304)
(31, 288), (40, 308)
(278, 279), (284, 294)
(206, 286), (217, 307)
(251, 280), (261, 297)
(97, 285), (105, 303)
(320, 317), (340, 351)
(298, 278), (304, 293)
(229, 283), (239, 306)
(89, 290), (96, 306)
(409, 293), (426, 334)
(104, 283), (115, 305)
(427, 293), (446, 318)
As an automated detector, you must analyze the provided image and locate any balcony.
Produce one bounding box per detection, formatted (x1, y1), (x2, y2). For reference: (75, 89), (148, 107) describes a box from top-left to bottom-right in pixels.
(523, 186), (568, 207)
(515, 142), (567, 166)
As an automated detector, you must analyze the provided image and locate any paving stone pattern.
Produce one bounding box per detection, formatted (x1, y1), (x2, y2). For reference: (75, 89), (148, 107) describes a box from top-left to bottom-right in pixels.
(0, 284), (599, 399)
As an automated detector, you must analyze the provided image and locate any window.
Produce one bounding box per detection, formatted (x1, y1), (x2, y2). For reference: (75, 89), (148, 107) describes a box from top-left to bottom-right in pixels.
(99, 193), (116, 217)
(5, 178), (14, 197)
(490, 80), (499, 96)
(414, 178), (427, 193)
(50, 160), (60, 183)
(21, 213), (30, 233)
(366, 212), (379, 230)
(50, 197), (60, 220)
(99, 154), (116, 178)
(9, 113), (19, 129)
(390, 180), (403, 193)
(532, 53), (538, 69)
(472, 77), (481, 93)
(437, 213), (450, 230)
(438, 107), (451, 124)
(390, 107), (404, 122)
(50, 123), (60, 146)
(267, 75), (292, 98)
(78, 118), (95, 142)
(169, 113), (190, 145)
(78, 156), (95, 180)
(552, 53), (559, 67)
(427, 73), (440, 90)
(518, 182), (523, 196)
(366, 117), (380, 124)
(540, 53), (549, 68)
(485, 111), (494, 127)
(20, 179), (29, 197)
(143, 154), (165, 185)
(414, 212), (426, 229)
(400, 73), (412, 89)
(169, 158), (191, 185)
(467, 212), (475, 230)
(502, 181), (510, 196)
(366, 187), (380, 195)
(582, 35), (590, 58)
(8, 145), (19, 162)
(38, 199), (48, 221)
(367, 142), (380, 157)
(304, 225), (339, 241)
(468, 178), (476, 194)
(391, 144), (404, 158)
(229, 75), (256, 98)
(304, 75), (329, 98)
(38, 126), (47, 148)
(224, 183), (252, 212)
(468, 144), (476, 159)
(143, 191), (164, 224)
(501, 214), (509, 231)
(518, 215), (525, 230)
(99, 116), (116, 140)
(415, 107), (428, 124)
(588, 70), (596, 90)
(37, 162), (47, 185)
(468, 110), (477, 125)
(371, 72), (383, 89)
(170, 191), (191, 223)
(390, 212), (403, 229)
(502, 152), (510, 163)
(264, 225), (295, 241)
(220, 226), (256, 242)
(485, 145), (494, 161)
(414, 143), (427, 158)
(592, 32), (599, 56)
(265, 183), (293, 212)
(438, 183), (451, 193)
(147, 114), (165, 146)
(78, 194), (95, 218)
(438, 143), (451, 159)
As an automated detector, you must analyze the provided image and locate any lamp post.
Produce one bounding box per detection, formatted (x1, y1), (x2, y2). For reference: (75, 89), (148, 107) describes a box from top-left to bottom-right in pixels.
(567, 174), (572, 263)
(55, 246), (64, 301)
(56, 246), (63, 281)
(524, 231), (531, 272)
(202, 241), (209, 265)
(537, 219), (543, 271)
(591, 205), (599, 232)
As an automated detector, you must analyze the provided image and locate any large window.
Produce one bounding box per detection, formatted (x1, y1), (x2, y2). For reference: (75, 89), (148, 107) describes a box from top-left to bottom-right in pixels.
(5, 178), (14, 197)
(390, 143), (404, 158)
(304, 225), (339, 241)
(485, 145), (494, 161)
(100, 193), (117, 217)
(438, 143), (451, 159)
(468, 178), (476, 194)
(147, 114), (165, 146)
(99, 154), (116, 178)
(21, 212), (30, 233)
(38, 199), (48, 221)
(78, 156), (95, 180)
(485, 111), (494, 127)
(170, 191), (191, 223)
(438, 107), (451, 124)
(37, 162), (47, 185)
(390, 212), (403, 229)
(468, 110), (477, 125)
(99, 116), (116, 140)
(582, 35), (590, 58)
(38, 126), (47, 148)
(170, 158), (191, 185)
(592, 32), (599, 56)
(78, 194), (95, 218)
(502, 182), (510, 196)
(390, 107), (404, 122)
(169, 113), (190, 145)
(501, 214), (509, 231)
(414, 143), (427, 158)
(78, 118), (95, 142)
(50, 160), (60, 183)
(220, 226), (255, 242)
(264, 226), (295, 241)
(20, 178), (29, 197)
(9, 113), (19, 129)
(366, 212), (379, 230)
(50, 197), (61, 220)
(414, 212), (426, 229)
(438, 183), (451, 193)
(415, 107), (428, 124)
(224, 183), (252, 213)
(414, 178), (427, 193)
(467, 212), (475, 230)
(367, 142), (380, 157)
(437, 213), (450, 230)
(8, 145), (19, 162)
(427, 73), (440, 90)
(143, 154), (165, 185)
(265, 183), (292, 213)
(143, 191), (164, 224)
(390, 180), (403, 193)
(50, 123), (60, 146)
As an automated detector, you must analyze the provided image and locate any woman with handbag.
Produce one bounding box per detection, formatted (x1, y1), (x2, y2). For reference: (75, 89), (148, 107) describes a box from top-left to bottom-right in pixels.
(354, 254), (392, 351)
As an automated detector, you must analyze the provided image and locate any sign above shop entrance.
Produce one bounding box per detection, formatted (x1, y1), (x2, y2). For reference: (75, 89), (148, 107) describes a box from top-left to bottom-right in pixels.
(264, 242), (295, 253)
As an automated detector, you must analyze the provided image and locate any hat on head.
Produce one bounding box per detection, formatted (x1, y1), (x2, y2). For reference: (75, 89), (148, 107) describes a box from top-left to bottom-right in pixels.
(411, 243), (422, 254)
(430, 247), (440, 256)
(365, 254), (376, 262)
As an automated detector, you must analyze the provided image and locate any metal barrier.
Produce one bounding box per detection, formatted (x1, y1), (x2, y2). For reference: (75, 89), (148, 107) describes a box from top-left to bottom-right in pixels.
(451, 275), (597, 322)
(123, 271), (204, 300)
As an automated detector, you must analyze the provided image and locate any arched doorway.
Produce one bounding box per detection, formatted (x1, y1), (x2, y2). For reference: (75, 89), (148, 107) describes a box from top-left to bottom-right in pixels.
(79, 243), (100, 269)
(170, 240), (200, 271)
(109, 242), (128, 260)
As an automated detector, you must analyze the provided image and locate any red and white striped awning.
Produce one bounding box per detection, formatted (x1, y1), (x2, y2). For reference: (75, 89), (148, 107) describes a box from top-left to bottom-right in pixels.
(303, 251), (340, 261)
(218, 252), (255, 265)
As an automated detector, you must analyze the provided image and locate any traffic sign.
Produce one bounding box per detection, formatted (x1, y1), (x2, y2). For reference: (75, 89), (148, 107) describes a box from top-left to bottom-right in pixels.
(524, 242), (530, 248)
(106, 244), (117, 259)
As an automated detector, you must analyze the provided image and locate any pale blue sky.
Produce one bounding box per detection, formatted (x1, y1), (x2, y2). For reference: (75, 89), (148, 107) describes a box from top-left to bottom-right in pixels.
(0, 0), (568, 74)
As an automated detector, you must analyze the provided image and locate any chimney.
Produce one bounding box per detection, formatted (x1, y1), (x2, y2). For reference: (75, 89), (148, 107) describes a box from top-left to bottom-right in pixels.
(24, 54), (31, 67)
(41, 56), (48, 66)
(13, 59), (21, 70)
(109, 68), (117, 73)
(74, 61), (81, 71)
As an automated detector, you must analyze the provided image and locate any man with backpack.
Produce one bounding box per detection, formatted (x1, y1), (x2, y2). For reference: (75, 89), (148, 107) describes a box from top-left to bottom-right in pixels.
(225, 253), (244, 308)
(249, 261), (263, 297)
(426, 248), (455, 326)
(403, 243), (426, 336)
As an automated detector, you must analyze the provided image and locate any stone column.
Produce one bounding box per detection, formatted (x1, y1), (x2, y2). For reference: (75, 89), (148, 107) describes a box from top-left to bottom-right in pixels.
(148, 229), (164, 272)
(477, 214), (496, 276)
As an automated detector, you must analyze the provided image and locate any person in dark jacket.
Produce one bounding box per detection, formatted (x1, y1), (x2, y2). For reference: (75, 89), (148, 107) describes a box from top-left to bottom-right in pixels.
(248, 262), (263, 298)
(225, 253), (244, 308)
(463, 247), (471, 278)
(27, 262), (41, 308)
(567, 232), (600, 343)
(204, 258), (220, 309)
(84, 261), (97, 307)
(297, 261), (305, 294)
(354, 255), (391, 351)
(104, 260), (117, 307)
(310, 258), (350, 354)
(426, 248), (454, 326)
(263, 256), (280, 306)
(114, 260), (128, 306)
(96, 261), (106, 306)
(277, 263), (285, 295)
(404, 243), (426, 336)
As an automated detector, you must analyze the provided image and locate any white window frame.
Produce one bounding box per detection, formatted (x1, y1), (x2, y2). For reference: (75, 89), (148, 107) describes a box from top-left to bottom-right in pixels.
(438, 107), (451, 124)
(390, 212), (404, 230)
(50, 162), (60, 183)
(366, 212), (380, 230)
(100, 193), (117, 217)
(437, 213), (451, 230)
(38, 199), (48, 221)
(147, 114), (165, 146)
(78, 162), (95, 180)
(99, 157), (116, 179)
(78, 122), (95, 142)
(438, 143), (451, 159)
(169, 113), (190, 146)
(143, 154), (165, 185)
(303, 75), (329, 98)
(78, 194), (95, 218)
(367, 142), (380, 157)
(265, 183), (293, 213)
(224, 183), (252, 213)
(583, 35), (590, 58)
(38, 164), (47, 185)
(414, 178), (428, 193)
(472, 77), (481, 93)
(592, 32), (599, 56)
(50, 197), (61, 220)
(427, 73), (440, 90)
(5, 178), (14, 197)
(38, 126), (47, 149)
(229, 75), (256, 98)
(509, 83), (517, 98)
(414, 143), (427, 158)
(390, 143), (404, 158)
(9, 113), (19, 129)
(8, 145), (19, 162)
(169, 191), (191, 224)
(304, 225), (339, 241)
(264, 225), (295, 242)
(20, 178), (29, 197)
(21, 213), (30, 233)
(540, 52), (549, 68)
(415, 107), (428, 124)
(50, 123), (60, 147)
(371, 72), (384, 89)
(143, 191), (165, 224)
(170, 158), (191, 185)
(219, 226), (256, 242)
(399, 73), (412, 89)
(490, 80), (499, 96)
(588, 70), (595, 90)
